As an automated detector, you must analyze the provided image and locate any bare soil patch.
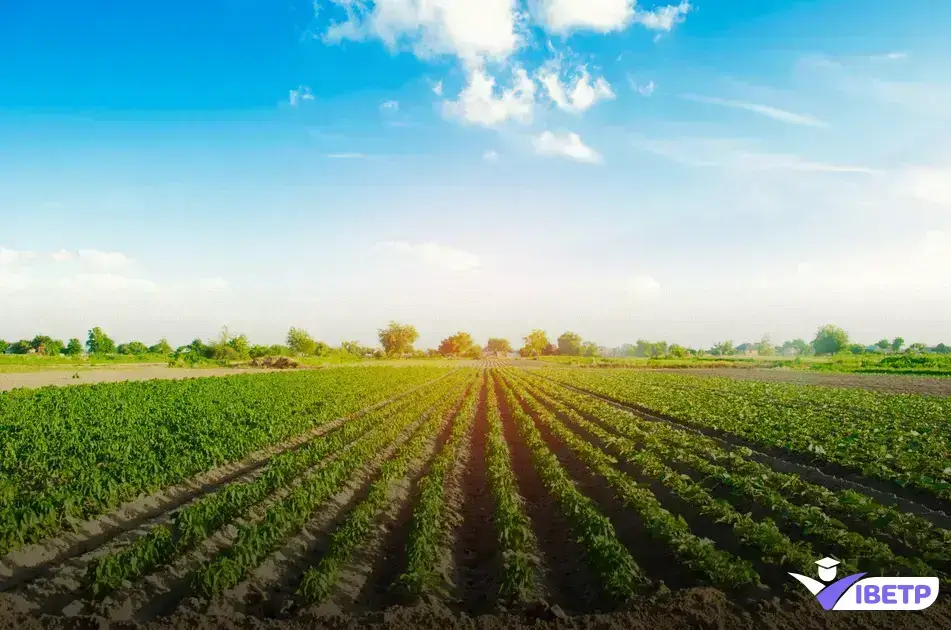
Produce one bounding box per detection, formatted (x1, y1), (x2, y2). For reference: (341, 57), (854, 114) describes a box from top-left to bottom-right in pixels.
(0, 366), (277, 392)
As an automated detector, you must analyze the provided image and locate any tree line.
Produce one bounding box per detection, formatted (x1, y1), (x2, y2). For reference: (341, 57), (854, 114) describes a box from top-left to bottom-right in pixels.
(2, 322), (948, 362)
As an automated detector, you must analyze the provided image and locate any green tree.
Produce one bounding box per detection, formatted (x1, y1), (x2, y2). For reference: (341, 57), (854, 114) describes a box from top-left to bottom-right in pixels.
(650, 341), (668, 357)
(286, 327), (317, 355)
(86, 327), (117, 354)
(148, 338), (173, 355)
(891, 337), (905, 353)
(934, 343), (950, 355)
(340, 340), (371, 357)
(848, 343), (866, 355)
(378, 321), (420, 357)
(486, 338), (513, 353)
(876, 339), (890, 352)
(710, 340), (735, 356)
(227, 334), (251, 359)
(812, 325), (849, 355)
(9, 340), (32, 354)
(582, 341), (600, 357)
(65, 338), (83, 356)
(669, 344), (688, 358)
(31, 335), (64, 356)
(520, 329), (550, 358)
(557, 331), (584, 356)
(907, 342), (927, 354)
(438, 331), (475, 357)
(0, 339), (7, 354)
(118, 341), (149, 355)
(755, 335), (776, 356)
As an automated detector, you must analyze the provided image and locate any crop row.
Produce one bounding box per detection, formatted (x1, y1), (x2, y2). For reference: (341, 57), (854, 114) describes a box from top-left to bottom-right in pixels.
(514, 370), (950, 581)
(190, 372), (474, 598)
(87, 369), (472, 597)
(298, 372), (480, 603)
(484, 370), (541, 603)
(494, 372), (648, 601)
(396, 372), (481, 596)
(0, 366), (451, 556)
(520, 370), (951, 560)
(496, 371), (761, 590)
(538, 368), (951, 500)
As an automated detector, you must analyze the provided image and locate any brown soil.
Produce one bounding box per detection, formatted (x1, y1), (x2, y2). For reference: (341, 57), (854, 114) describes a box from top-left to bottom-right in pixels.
(451, 376), (503, 615)
(0, 366), (277, 392)
(490, 374), (603, 614)
(3, 591), (951, 629)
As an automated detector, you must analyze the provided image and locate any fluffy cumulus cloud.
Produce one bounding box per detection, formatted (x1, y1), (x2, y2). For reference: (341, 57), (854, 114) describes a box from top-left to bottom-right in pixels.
(442, 66), (535, 126)
(538, 65), (614, 113)
(377, 241), (483, 271)
(533, 0), (691, 34)
(324, 0), (522, 65)
(533, 130), (602, 163)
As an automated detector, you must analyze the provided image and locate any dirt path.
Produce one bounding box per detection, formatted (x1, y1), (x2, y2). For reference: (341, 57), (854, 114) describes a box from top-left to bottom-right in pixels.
(0, 366), (282, 392)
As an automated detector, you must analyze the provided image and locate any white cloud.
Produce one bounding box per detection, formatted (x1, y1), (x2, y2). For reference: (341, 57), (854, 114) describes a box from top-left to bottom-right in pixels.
(634, 135), (878, 174)
(443, 66), (535, 126)
(629, 77), (655, 96)
(62, 273), (159, 293)
(50, 249), (73, 262)
(380, 99), (400, 111)
(378, 241), (482, 271)
(538, 65), (614, 113)
(483, 149), (500, 162)
(533, 130), (602, 163)
(682, 94), (828, 127)
(629, 273), (661, 292)
(534, 0), (691, 34)
(535, 0), (634, 33)
(632, 1), (692, 31)
(902, 165), (951, 206)
(197, 277), (230, 291)
(432, 80), (443, 96)
(77, 249), (133, 271)
(0, 247), (36, 266)
(873, 51), (908, 61)
(323, 0), (521, 65)
(326, 152), (369, 159)
(289, 85), (315, 107)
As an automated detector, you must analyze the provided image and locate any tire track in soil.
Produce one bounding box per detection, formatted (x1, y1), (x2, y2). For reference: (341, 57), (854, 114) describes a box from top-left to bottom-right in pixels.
(0, 370), (458, 595)
(503, 375), (699, 593)
(490, 373), (602, 614)
(353, 379), (478, 613)
(450, 373), (503, 615)
(513, 373), (803, 592)
(529, 372), (951, 524)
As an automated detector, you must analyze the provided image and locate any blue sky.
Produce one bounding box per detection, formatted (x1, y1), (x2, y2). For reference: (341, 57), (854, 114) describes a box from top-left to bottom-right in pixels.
(2, 1), (950, 348)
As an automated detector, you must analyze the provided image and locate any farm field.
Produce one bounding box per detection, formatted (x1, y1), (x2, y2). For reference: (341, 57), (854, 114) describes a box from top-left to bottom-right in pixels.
(0, 363), (950, 629)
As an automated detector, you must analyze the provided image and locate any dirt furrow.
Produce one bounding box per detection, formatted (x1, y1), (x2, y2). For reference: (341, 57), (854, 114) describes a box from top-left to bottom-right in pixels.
(490, 374), (601, 614)
(450, 375), (501, 615)
(529, 372), (951, 523)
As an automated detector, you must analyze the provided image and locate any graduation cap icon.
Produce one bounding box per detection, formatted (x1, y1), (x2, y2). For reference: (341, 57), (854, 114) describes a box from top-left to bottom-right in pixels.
(816, 557), (840, 582)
